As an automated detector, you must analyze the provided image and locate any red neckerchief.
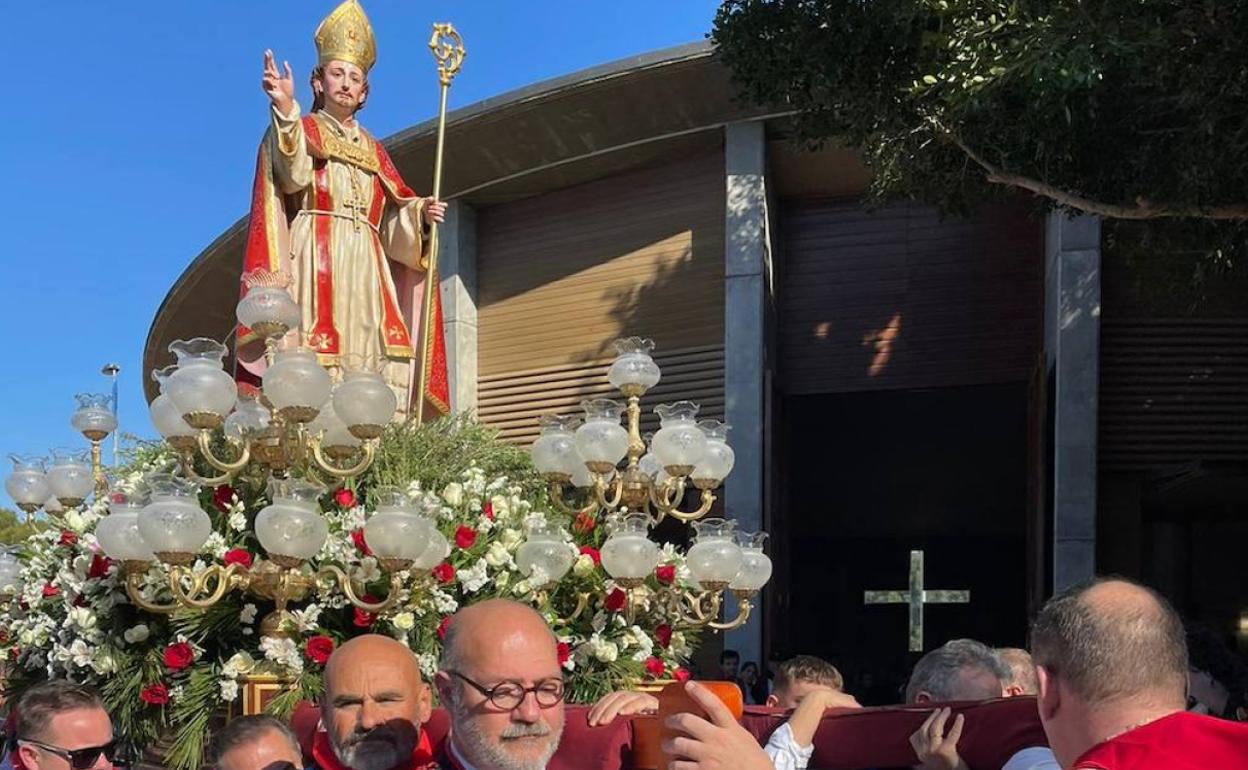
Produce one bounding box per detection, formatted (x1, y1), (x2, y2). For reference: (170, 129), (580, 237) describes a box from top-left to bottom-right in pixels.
(311, 729), (440, 770)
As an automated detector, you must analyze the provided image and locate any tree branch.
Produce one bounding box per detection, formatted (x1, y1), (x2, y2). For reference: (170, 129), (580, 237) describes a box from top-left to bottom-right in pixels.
(947, 133), (1248, 221)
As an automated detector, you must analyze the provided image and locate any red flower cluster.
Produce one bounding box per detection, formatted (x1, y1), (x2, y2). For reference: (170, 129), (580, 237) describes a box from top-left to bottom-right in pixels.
(674, 668), (691, 683)
(654, 623), (673, 649)
(644, 657), (666, 678)
(482, 501), (495, 521)
(140, 683), (170, 705)
(604, 588), (627, 613)
(572, 511), (597, 535)
(436, 616), (452, 641)
(454, 525), (477, 550)
(58, 531), (77, 547)
(305, 635), (335, 665)
(431, 562), (455, 584)
(654, 565), (676, 585)
(223, 549), (253, 569)
(163, 642), (194, 671)
(353, 596), (381, 628)
(87, 555), (112, 580)
(578, 546), (601, 567)
(557, 642), (571, 666)
(334, 488), (357, 508)
(41, 584), (59, 598)
(212, 484), (236, 513)
(351, 529), (373, 557)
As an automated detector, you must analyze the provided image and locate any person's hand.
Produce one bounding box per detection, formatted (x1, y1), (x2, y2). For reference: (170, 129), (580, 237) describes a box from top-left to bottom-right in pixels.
(661, 681), (773, 770)
(908, 707), (969, 770)
(422, 198), (447, 226)
(588, 690), (659, 726)
(802, 687), (862, 710)
(262, 50), (295, 116)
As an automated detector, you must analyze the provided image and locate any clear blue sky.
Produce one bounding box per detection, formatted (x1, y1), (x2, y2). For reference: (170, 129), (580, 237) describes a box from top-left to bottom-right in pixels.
(0, 0), (721, 503)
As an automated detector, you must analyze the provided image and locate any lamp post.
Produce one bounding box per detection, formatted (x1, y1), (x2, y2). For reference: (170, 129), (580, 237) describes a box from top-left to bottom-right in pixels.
(102, 363), (121, 467)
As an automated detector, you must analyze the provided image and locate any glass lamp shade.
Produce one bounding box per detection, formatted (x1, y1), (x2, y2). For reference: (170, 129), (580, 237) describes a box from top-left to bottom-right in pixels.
(71, 393), (117, 439)
(686, 518), (744, 586)
(223, 397), (271, 441)
(42, 496), (64, 515)
(691, 420), (735, 484)
(138, 474), (211, 562)
(333, 370), (397, 438)
(607, 337), (661, 394)
(653, 402), (707, 473)
(96, 491), (155, 562)
(728, 531), (772, 592)
(531, 415), (582, 477)
(5, 455), (50, 508)
(263, 348), (332, 422)
(149, 394), (198, 442)
(0, 551), (23, 594)
(236, 276), (300, 338)
(165, 339), (238, 428)
(309, 401), (362, 451)
(516, 520), (575, 585)
(600, 513), (661, 581)
(46, 450), (94, 504)
(363, 486), (432, 566)
(255, 479), (328, 564)
(574, 399), (629, 469)
(411, 528), (451, 571)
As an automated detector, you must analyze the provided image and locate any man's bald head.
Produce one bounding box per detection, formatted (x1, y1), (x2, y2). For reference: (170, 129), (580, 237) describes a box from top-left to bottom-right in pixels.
(324, 634), (423, 692)
(996, 648), (1039, 695)
(439, 599), (558, 671)
(1031, 577), (1187, 707)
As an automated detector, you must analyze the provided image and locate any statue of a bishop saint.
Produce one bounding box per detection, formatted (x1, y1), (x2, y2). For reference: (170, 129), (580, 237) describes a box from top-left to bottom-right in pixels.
(237, 0), (450, 420)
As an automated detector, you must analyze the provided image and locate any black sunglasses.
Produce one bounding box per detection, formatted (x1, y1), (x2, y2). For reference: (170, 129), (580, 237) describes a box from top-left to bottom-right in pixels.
(19, 738), (119, 770)
(448, 671), (565, 710)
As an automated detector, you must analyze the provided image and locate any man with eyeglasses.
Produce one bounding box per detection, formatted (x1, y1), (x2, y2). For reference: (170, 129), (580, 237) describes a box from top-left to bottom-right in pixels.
(9, 681), (117, 770)
(433, 599), (566, 770)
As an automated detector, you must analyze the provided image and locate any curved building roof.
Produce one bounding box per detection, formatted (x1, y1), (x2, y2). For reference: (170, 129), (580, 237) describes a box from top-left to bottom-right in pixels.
(142, 41), (782, 401)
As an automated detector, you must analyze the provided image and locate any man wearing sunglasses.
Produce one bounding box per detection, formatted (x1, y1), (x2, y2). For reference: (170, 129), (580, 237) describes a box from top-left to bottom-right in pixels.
(434, 599), (566, 770)
(10, 682), (116, 770)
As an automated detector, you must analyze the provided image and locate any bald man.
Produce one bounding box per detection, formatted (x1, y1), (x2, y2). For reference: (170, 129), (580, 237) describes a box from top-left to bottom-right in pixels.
(434, 599), (565, 770)
(1032, 577), (1248, 770)
(314, 634), (437, 770)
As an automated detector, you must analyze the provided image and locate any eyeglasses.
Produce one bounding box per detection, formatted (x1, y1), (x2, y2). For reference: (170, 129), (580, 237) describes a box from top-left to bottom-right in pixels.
(19, 739), (118, 770)
(448, 671), (565, 710)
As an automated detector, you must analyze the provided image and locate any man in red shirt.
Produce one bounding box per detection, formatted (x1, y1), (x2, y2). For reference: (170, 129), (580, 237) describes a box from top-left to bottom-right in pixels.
(1031, 577), (1248, 770)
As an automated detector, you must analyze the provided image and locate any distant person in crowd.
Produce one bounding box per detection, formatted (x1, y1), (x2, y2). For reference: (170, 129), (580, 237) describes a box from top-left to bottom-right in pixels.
(739, 662), (769, 705)
(435, 599), (565, 770)
(997, 647), (1041, 696)
(10, 681), (117, 770)
(1184, 623), (1248, 722)
(315, 634), (436, 770)
(719, 649), (741, 682)
(905, 639), (1058, 770)
(211, 715), (303, 770)
(1031, 577), (1248, 770)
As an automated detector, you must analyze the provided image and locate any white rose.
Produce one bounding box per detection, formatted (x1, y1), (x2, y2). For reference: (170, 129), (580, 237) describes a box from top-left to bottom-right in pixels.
(484, 542), (511, 568)
(593, 639), (619, 663)
(572, 554), (595, 578)
(392, 612), (415, 631)
(223, 651), (257, 678)
(66, 606), (97, 631)
(227, 511), (247, 532)
(441, 482), (463, 507)
(499, 528), (523, 550)
(123, 624), (150, 645)
(63, 510), (86, 532)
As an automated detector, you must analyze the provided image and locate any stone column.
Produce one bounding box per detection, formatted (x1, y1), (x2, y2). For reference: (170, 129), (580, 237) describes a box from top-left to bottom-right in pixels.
(438, 200), (478, 414)
(722, 121), (770, 664)
(1044, 212), (1101, 592)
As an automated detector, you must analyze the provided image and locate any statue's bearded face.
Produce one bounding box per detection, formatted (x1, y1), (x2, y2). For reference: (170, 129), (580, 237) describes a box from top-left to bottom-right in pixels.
(315, 60), (368, 115)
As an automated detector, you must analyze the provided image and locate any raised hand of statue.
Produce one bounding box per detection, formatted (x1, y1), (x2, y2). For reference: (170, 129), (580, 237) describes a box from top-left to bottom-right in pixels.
(422, 198), (447, 227)
(261, 49), (295, 117)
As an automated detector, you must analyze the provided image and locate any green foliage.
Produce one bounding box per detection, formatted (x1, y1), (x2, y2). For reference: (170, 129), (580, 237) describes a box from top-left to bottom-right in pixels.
(711, 1), (1248, 219)
(0, 508), (45, 545)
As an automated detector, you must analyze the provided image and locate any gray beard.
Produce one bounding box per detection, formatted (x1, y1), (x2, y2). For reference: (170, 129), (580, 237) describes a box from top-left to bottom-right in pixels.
(330, 731), (405, 770)
(448, 699), (562, 770)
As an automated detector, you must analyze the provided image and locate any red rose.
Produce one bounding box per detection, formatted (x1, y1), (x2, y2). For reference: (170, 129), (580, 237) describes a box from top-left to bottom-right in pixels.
(454, 525), (477, 550)
(350, 529), (373, 557)
(654, 623), (673, 649)
(654, 565), (676, 585)
(87, 555), (112, 580)
(482, 501), (495, 521)
(572, 511), (597, 535)
(305, 635), (335, 665)
(335, 488), (357, 508)
(578, 546), (601, 567)
(436, 616), (452, 641)
(58, 531), (78, 547)
(557, 642), (571, 666)
(163, 642), (194, 671)
(644, 657), (666, 678)
(674, 668), (691, 683)
(72, 595), (87, 608)
(431, 562), (455, 584)
(222, 549), (253, 569)
(8, 646), (19, 660)
(604, 588), (628, 613)
(212, 484), (236, 513)
(353, 596), (381, 628)
(41, 584), (59, 598)
(139, 683), (170, 705)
